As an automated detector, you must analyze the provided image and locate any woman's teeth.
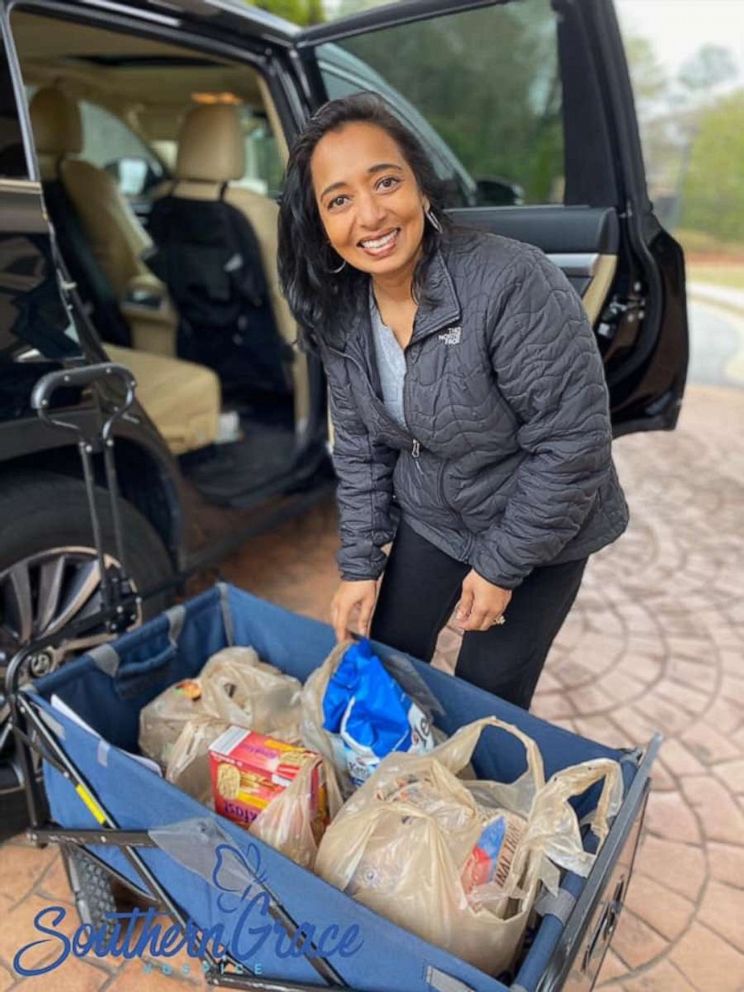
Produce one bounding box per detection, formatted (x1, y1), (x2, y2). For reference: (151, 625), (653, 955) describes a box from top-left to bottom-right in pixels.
(361, 230), (398, 251)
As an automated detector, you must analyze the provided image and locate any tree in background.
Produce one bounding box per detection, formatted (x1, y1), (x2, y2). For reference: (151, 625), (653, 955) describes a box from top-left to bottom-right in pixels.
(671, 45), (739, 239)
(678, 44), (738, 94)
(623, 34), (678, 221)
(624, 34), (742, 244)
(253, 0), (323, 26)
(680, 90), (744, 243)
(624, 34), (669, 109)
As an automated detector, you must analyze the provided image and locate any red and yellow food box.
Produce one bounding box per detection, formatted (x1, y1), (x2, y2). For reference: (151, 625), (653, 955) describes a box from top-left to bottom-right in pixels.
(209, 727), (328, 833)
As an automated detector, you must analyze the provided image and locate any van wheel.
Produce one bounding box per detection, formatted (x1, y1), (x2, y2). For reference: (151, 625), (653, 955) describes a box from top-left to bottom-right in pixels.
(0, 471), (174, 842)
(62, 845), (119, 939)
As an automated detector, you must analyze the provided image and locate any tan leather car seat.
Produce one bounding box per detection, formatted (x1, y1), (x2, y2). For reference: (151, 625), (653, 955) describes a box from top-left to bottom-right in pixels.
(29, 87), (221, 455)
(31, 88), (152, 300)
(31, 85), (83, 183)
(159, 103), (308, 429)
(29, 87), (179, 359)
(105, 344), (221, 456)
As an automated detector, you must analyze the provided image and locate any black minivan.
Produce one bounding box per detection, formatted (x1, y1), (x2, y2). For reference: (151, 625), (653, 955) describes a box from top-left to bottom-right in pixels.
(0, 0), (687, 831)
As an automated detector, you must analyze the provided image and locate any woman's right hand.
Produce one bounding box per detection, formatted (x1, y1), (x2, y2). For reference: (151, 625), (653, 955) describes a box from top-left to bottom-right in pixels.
(330, 579), (378, 643)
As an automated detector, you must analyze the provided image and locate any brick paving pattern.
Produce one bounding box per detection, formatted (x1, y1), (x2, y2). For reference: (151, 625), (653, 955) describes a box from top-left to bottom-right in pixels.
(0, 383), (742, 991)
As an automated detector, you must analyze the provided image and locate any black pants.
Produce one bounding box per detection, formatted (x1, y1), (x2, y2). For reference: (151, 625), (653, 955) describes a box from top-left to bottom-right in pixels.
(370, 521), (588, 710)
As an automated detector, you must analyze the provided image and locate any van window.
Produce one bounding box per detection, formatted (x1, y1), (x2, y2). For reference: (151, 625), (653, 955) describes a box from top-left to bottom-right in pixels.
(80, 101), (163, 195)
(239, 106), (284, 198)
(316, 0), (563, 208)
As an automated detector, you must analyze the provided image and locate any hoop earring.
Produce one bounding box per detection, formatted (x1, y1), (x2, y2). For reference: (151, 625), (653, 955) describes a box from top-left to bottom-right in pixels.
(426, 207), (443, 233)
(325, 241), (346, 276)
(324, 244), (347, 274)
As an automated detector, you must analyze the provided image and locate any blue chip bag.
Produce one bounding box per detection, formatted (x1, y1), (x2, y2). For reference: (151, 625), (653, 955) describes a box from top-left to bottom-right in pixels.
(322, 639), (434, 786)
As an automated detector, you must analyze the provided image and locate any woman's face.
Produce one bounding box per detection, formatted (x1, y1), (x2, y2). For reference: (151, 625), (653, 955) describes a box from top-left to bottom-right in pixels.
(310, 121), (428, 281)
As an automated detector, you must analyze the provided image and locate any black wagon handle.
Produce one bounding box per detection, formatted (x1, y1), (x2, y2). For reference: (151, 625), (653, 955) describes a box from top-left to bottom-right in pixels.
(31, 362), (138, 613)
(31, 362), (137, 443)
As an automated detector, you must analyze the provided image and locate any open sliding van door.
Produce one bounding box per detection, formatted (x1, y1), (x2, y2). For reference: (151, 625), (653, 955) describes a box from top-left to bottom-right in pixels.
(292, 0), (688, 437)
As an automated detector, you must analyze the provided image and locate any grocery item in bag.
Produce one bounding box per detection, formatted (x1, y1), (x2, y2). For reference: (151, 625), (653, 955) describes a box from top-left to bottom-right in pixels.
(315, 716), (622, 977)
(209, 727), (342, 868)
(210, 727), (323, 826)
(302, 639), (435, 788)
(139, 647), (302, 769)
(139, 676), (208, 767)
(461, 812), (525, 900)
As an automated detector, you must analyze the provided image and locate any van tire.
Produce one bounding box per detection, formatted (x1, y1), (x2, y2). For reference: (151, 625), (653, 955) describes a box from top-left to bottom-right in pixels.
(0, 471), (174, 843)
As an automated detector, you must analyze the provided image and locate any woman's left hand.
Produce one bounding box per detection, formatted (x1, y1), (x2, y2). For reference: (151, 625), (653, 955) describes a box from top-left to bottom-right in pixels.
(455, 569), (512, 632)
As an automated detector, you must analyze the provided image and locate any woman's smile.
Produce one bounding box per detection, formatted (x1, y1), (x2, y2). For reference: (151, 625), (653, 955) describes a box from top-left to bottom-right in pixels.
(358, 227), (400, 258)
(310, 121), (427, 284)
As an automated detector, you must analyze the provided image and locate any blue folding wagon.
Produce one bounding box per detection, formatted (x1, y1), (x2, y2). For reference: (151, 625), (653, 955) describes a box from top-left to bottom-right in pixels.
(6, 366), (658, 992)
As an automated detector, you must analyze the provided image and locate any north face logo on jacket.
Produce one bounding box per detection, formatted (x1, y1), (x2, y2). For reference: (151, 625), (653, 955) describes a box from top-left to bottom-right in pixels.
(438, 326), (461, 345)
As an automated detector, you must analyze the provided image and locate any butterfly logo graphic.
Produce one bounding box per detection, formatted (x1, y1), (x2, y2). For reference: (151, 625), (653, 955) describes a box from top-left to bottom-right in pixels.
(211, 842), (269, 914)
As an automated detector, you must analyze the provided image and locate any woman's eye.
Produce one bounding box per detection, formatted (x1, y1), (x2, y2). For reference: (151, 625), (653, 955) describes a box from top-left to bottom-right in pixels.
(377, 176), (400, 191)
(328, 194), (349, 210)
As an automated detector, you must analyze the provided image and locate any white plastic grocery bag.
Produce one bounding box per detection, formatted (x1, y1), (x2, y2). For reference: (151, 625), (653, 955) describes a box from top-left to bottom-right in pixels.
(140, 646), (303, 799)
(315, 716), (622, 976)
(250, 752), (344, 869)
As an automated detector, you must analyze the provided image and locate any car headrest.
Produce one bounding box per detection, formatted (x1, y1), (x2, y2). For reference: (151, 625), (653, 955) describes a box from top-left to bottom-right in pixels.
(176, 104), (245, 184)
(29, 87), (83, 157)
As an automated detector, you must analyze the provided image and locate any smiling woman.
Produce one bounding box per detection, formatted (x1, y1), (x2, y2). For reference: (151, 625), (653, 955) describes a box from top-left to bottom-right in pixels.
(277, 93), (629, 711)
(279, 94), (445, 347)
(311, 123), (429, 348)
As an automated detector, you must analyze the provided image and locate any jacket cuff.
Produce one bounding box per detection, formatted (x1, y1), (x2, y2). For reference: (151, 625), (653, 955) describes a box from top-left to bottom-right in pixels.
(339, 566), (386, 582)
(470, 547), (530, 590)
(337, 549), (388, 582)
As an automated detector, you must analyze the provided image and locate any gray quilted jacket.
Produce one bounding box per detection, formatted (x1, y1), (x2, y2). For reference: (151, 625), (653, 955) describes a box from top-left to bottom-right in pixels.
(320, 227), (629, 588)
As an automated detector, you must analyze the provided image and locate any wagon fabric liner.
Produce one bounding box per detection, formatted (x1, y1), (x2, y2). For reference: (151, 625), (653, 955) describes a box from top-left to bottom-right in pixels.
(29, 583), (640, 992)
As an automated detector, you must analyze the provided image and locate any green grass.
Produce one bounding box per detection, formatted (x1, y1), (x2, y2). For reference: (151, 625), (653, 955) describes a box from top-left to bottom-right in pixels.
(687, 263), (744, 292)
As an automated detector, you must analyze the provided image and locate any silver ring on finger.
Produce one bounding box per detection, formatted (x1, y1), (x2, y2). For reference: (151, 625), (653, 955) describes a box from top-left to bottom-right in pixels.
(489, 615), (506, 627)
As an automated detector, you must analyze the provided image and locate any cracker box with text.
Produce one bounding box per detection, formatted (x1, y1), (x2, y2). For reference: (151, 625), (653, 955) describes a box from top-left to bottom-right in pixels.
(209, 726), (328, 830)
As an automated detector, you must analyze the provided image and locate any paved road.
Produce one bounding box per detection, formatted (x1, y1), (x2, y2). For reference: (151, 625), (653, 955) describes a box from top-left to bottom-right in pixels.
(688, 283), (744, 389)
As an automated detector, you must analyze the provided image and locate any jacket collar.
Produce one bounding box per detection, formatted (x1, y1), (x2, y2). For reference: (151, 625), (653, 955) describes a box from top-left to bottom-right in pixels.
(409, 244), (462, 344)
(338, 241), (462, 356)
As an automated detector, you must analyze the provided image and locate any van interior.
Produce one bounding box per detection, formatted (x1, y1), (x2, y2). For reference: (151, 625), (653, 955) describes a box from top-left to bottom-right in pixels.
(11, 10), (310, 506)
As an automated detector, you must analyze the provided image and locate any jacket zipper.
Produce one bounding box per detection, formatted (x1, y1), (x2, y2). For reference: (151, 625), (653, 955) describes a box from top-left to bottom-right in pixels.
(403, 350), (419, 459)
(331, 298), (461, 463)
(402, 341), (422, 462)
(328, 338), (423, 458)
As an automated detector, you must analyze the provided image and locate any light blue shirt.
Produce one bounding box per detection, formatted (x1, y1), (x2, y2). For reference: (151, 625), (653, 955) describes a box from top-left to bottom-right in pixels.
(369, 287), (407, 429)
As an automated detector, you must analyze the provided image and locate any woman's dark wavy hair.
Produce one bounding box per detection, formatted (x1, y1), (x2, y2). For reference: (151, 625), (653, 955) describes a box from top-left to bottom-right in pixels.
(277, 92), (448, 352)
